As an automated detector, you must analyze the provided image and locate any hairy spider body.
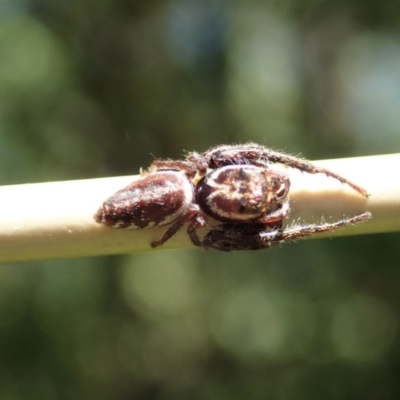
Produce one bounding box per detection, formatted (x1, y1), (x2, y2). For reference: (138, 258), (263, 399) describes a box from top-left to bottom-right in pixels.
(195, 165), (290, 225)
(95, 143), (370, 251)
(94, 170), (194, 229)
(94, 170), (206, 247)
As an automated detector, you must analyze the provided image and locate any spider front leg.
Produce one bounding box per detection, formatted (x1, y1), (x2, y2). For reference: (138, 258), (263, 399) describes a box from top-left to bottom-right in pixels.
(199, 143), (369, 198)
(147, 159), (197, 178)
(254, 200), (290, 227)
(201, 212), (371, 251)
(200, 222), (283, 251)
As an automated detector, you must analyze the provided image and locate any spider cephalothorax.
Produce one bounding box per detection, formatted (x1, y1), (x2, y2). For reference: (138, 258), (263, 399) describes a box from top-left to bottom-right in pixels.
(94, 143), (370, 251)
(195, 165), (290, 225)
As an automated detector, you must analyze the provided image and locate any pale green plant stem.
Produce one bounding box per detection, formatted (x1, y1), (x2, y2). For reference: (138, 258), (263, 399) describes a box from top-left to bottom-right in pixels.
(0, 153), (398, 264)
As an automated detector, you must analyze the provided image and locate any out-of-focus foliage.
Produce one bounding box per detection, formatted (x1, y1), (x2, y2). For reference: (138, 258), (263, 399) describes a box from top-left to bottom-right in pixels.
(0, 0), (399, 399)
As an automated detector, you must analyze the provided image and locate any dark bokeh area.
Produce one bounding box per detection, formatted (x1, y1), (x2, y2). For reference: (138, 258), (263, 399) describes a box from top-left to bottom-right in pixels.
(1, 1), (400, 399)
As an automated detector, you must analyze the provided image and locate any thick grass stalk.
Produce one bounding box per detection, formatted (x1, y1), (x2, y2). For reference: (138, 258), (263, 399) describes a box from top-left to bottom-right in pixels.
(0, 153), (398, 263)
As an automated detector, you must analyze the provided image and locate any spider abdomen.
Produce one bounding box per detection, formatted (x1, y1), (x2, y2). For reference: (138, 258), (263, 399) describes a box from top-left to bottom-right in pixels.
(94, 171), (194, 229)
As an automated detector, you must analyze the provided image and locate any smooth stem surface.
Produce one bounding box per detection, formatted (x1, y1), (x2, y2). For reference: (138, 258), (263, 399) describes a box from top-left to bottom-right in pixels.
(0, 153), (399, 264)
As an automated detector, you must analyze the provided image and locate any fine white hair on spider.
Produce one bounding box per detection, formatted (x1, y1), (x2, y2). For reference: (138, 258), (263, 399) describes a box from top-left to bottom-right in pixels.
(94, 143), (371, 251)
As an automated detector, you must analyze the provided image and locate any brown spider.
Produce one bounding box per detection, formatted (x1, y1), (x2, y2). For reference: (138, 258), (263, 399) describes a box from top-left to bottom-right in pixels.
(94, 143), (370, 251)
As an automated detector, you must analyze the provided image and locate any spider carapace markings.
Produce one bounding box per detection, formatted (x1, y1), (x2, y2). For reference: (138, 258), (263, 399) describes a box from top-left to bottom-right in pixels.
(94, 143), (371, 251)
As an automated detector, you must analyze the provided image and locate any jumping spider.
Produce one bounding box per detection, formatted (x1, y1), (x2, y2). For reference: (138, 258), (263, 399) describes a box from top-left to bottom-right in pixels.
(94, 143), (370, 251)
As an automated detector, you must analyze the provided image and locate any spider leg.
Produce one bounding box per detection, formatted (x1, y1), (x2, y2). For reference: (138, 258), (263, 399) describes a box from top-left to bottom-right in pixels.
(203, 212), (371, 251)
(184, 151), (208, 175)
(254, 201), (290, 226)
(151, 218), (187, 248)
(151, 206), (204, 247)
(202, 223), (269, 251)
(187, 214), (207, 247)
(148, 160), (197, 177)
(263, 211), (371, 244)
(201, 143), (369, 198)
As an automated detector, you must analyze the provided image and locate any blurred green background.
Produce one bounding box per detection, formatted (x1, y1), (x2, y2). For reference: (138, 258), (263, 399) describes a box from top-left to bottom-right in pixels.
(1, 0), (400, 399)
